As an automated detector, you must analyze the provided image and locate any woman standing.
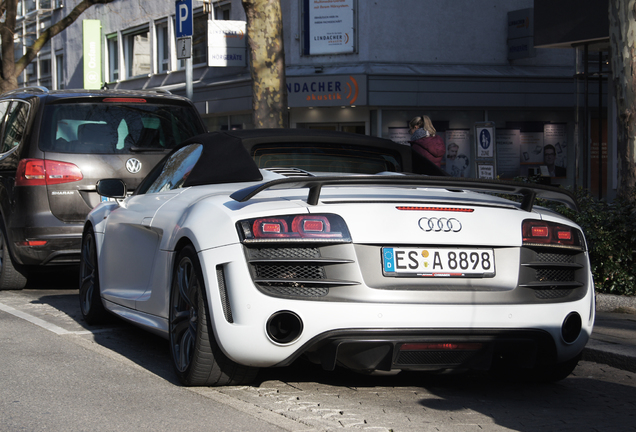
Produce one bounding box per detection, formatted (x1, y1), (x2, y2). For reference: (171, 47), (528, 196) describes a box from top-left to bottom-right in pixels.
(408, 115), (445, 167)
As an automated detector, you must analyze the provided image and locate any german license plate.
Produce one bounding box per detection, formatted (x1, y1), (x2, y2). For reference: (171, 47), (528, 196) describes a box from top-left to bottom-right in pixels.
(382, 247), (495, 277)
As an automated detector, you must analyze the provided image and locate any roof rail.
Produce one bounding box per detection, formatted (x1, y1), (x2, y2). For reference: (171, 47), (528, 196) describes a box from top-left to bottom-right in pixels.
(2, 86), (49, 96)
(152, 88), (172, 95)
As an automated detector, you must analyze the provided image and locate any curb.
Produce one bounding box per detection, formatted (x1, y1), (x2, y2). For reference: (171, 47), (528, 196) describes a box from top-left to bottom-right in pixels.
(583, 339), (636, 374)
(595, 293), (636, 313)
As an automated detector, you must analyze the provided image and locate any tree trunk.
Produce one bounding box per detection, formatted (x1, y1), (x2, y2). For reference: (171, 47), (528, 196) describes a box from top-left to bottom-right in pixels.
(609, 0), (636, 196)
(242, 0), (288, 128)
(0, 0), (19, 93)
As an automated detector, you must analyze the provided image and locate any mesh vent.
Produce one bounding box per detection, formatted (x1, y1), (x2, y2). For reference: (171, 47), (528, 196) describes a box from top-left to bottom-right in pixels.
(216, 265), (233, 323)
(260, 284), (329, 297)
(536, 253), (575, 263)
(396, 350), (478, 366)
(536, 268), (575, 282)
(535, 289), (572, 299)
(255, 264), (326, 280)
(249, 247), (320, 260)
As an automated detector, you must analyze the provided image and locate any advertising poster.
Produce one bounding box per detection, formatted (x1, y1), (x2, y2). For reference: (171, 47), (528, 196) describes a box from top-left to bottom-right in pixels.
(520, 132), (544, 165)
(307, 0), (355, 55)
(388, 127), (411, 145)
(496, 129), (521, 179)
(543, 123), (567, 177)
(445, 129), (471, 177)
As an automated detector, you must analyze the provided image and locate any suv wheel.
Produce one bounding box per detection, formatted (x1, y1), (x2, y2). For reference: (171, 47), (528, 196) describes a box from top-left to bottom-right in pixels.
(0, 228), (27, 290)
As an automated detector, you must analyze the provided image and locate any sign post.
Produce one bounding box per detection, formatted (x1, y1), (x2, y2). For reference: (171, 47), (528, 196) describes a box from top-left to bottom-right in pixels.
(175, 0), (193, 100)
(474, 122), (497, 179)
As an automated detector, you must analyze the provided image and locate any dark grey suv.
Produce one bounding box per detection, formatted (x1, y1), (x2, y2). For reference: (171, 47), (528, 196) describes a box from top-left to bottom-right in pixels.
(0, 87), (207, 289)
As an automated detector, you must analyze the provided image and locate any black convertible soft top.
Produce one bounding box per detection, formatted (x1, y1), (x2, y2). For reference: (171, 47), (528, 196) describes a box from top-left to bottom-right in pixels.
(180, 131), (264, 187)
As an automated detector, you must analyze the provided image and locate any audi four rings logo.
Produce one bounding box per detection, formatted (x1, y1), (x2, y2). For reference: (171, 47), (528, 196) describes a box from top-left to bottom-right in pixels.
(418, 217), (462, 232)
(126, 158), (142, 174)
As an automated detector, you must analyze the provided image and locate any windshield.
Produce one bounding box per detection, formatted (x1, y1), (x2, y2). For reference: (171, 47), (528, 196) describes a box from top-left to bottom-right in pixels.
(251, 142), (403, 174)
(39, 102), (204, 154)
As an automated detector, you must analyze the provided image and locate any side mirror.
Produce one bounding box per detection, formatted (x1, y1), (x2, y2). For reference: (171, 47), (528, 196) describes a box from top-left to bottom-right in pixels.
(96, 179), (127, 199)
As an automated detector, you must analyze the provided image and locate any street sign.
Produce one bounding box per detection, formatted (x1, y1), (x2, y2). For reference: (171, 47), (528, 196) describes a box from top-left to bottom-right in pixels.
(175, 0), (193, 38)
(177, 37), (192, 59)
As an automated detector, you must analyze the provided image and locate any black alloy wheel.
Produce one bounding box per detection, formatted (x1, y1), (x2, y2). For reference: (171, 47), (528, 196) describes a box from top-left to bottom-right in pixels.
(169, 245), (258, 386)
(79, 225), (108, 324)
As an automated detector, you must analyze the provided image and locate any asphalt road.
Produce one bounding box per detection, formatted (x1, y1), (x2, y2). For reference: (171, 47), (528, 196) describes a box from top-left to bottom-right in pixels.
(1, 273), (635, 431)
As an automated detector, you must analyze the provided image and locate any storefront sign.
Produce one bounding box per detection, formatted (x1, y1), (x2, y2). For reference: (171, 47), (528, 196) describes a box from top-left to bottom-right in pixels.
(208, 20), (246, 67)
(82, 20), (102, 90)
(304, 0), (355, 55)
(507, 8), (535, 59)
(287, 75), (366, 107)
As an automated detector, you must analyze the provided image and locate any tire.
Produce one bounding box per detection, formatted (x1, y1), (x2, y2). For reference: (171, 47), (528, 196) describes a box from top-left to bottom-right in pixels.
(169, 245), (258, 386)
(0, 227), (27, 290)
(79, 225), (108, 324)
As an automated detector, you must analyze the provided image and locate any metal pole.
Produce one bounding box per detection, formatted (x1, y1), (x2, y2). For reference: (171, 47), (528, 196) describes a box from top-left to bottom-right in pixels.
(186, 57), (193, 101)
(598, 51), (603, 200)
(584, 44), (589, 190)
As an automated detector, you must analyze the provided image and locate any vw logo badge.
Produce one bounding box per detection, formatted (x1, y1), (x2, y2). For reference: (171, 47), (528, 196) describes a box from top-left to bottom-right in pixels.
(126, 158), (142, 174)
(418, 217), (462, 233)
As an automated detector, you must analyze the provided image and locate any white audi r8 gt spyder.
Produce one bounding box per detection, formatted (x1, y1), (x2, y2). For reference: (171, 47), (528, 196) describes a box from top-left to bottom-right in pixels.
(79, 129), (594, 386)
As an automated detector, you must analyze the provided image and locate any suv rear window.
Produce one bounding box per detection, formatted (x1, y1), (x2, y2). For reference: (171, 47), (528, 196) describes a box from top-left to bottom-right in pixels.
(38, 102), (203, 154)
(251, 142), (403, 174)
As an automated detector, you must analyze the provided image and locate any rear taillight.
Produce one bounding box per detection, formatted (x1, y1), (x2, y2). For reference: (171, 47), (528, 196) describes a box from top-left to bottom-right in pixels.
(16, 159), (83, 186)
(238, 214), (351, 243)
(522, 220), (584, 250)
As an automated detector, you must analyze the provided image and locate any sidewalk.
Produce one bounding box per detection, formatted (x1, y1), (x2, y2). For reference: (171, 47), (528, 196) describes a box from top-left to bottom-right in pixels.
(583, 294), (636, 373)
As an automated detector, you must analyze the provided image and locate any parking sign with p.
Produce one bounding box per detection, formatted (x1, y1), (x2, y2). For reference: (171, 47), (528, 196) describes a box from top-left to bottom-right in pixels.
(176, 0), (193, 38)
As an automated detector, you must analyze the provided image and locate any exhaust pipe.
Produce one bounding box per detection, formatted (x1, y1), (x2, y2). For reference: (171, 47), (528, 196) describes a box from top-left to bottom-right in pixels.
(266, 311), (303, 344)
(562, 312), (582, 343)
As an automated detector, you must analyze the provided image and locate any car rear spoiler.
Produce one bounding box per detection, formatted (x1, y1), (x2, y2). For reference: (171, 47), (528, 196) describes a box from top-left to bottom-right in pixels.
(230, 175), (579, 212)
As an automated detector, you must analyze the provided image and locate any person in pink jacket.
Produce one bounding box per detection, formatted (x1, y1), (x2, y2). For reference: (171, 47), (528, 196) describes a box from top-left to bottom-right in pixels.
(408, 115), (445, 167)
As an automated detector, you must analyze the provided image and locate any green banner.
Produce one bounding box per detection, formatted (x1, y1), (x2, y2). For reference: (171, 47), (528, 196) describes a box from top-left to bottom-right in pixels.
(83, 20), (102, 89)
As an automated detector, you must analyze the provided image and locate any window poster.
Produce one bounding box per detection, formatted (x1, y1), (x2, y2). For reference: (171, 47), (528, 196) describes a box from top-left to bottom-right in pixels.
(520, 132), (544, 165)
(444, 129), (471, 177)
(496, 129), (521, 179)
(306, 0), (355, 55)
(388, 127), (410, 145)
(543, 123), (567, 177)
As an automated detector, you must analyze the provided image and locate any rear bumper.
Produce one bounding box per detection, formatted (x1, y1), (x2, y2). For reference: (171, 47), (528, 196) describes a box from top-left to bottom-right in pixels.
(280, 328), (558, 372)
(9, 226), (82, 266)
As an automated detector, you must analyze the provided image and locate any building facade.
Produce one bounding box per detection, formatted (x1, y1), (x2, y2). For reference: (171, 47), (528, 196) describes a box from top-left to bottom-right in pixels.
(15, 0), (590, 189)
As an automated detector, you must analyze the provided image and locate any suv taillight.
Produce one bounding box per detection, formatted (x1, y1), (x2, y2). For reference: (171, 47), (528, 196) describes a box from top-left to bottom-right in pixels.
(16, 159), (83, 186)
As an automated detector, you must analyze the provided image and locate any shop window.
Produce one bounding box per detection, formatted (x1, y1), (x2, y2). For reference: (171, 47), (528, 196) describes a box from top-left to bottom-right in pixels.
(192, 14), (207, 65)
(107, 35), (119, 82)
(124, 28), (150, 78)
(156, 21), (170, 73)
